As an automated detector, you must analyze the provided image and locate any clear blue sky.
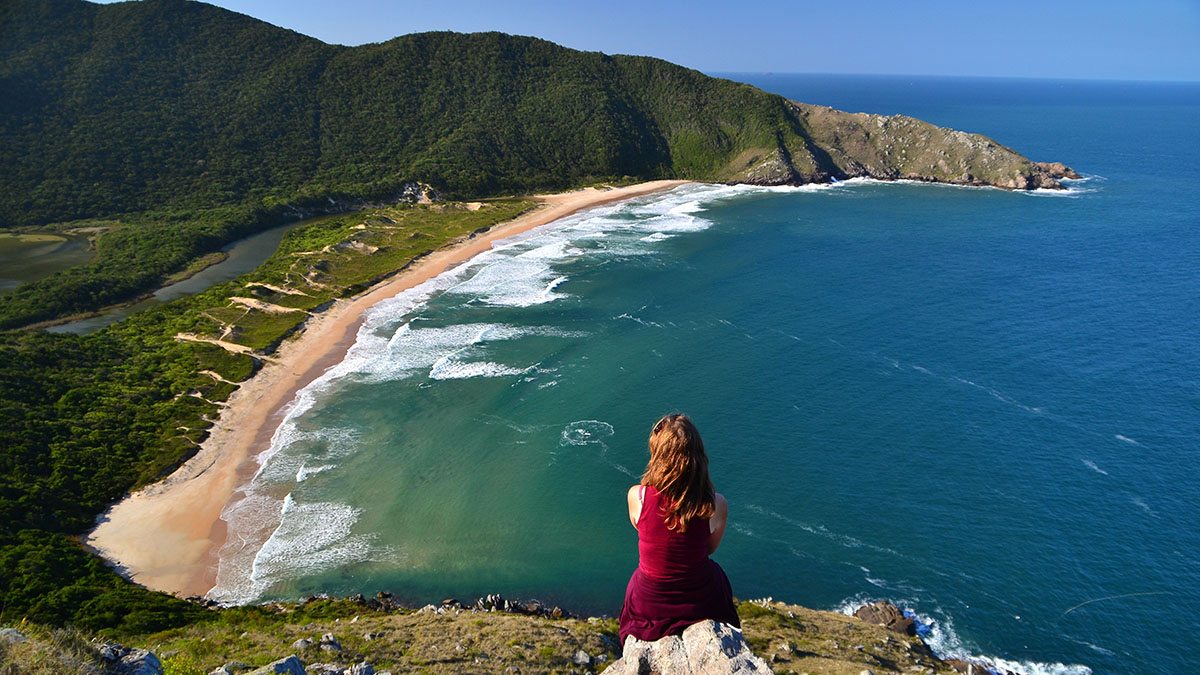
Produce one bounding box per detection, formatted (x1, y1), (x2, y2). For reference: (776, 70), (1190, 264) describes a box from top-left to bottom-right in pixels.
(95, 0), (1200, 81)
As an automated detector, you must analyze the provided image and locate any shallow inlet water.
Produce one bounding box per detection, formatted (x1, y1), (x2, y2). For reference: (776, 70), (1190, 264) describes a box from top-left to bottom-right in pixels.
(0, 232), (94, 292)
(49, 218), (312, 334)
(208, 76), (1199, 675)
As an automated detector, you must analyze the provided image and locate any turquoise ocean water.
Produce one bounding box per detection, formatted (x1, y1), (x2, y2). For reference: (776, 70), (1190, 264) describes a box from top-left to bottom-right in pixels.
(212, 76), (1199, 674)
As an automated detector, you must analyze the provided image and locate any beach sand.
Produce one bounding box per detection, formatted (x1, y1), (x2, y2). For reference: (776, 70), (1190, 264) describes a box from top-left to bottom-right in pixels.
(86, 180), (689, 598)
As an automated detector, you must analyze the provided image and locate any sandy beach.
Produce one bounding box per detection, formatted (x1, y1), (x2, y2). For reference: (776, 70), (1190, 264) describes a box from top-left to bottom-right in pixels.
(86, 180), (689, 598)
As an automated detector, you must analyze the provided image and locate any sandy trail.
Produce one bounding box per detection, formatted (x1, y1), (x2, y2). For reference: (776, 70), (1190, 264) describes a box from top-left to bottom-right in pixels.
(86, 180), (689, 597)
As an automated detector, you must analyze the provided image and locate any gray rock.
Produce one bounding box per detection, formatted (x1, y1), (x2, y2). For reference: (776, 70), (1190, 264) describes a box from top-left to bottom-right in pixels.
(98, 642), (130, 662)
(292, 639), (313, 650)
(572, 649), (592, 666)
(319, 633), (342, 652)
(0, 628), (27, 645)
(116, 649), (164, 675)
(345, 663), (374, 675)
(604, 620), (770, 674)
(306, 665), (342, 675)
(247, 655), (306, 675)
(209, 668), (233, 675)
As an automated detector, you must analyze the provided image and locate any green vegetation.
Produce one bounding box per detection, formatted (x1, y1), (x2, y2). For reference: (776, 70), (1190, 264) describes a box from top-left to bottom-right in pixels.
(1, 201), (339, 329)
(1, 599), (958, 674)
(0, 0), (787, 226)
(0, 200), (529, 633)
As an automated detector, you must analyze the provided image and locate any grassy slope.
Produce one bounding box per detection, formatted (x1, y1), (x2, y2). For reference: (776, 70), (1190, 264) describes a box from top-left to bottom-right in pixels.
(0, 599), (957, 674)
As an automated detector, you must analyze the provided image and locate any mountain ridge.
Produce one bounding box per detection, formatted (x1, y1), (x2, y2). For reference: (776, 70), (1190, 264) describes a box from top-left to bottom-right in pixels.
(0, 0), (1073, 230)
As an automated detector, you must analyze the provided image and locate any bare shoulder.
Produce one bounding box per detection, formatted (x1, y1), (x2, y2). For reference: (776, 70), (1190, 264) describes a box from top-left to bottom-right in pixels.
(714, 492), (728, 512)
(627, 484), (643, 502)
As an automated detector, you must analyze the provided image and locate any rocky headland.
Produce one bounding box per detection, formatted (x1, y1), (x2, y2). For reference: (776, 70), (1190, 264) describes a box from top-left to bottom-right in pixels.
(730, 103), (1078, 191)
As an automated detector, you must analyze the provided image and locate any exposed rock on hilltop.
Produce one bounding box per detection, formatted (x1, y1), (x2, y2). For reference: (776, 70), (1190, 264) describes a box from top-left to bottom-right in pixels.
(605, 620), (772, 674)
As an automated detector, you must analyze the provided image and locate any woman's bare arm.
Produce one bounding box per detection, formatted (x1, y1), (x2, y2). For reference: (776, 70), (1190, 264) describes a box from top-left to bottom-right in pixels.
(708, 493), (728, 554)
(627, 484), (643, 528)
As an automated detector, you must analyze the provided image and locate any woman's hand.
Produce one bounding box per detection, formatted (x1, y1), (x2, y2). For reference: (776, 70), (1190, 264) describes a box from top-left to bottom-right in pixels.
(708, 493), (728, 554)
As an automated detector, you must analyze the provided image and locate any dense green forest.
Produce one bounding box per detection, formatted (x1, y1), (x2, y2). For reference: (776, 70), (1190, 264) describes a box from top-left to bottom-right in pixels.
(0, 0), (807, 227)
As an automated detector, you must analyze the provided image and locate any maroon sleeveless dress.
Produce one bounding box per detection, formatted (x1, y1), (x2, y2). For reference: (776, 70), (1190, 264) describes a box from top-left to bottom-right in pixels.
(618, 485), (740, 644)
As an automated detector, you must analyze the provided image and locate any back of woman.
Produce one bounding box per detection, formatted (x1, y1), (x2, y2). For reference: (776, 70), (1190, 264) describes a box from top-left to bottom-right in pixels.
(619, 414), (740, 645)
(636, 484), (710, 580)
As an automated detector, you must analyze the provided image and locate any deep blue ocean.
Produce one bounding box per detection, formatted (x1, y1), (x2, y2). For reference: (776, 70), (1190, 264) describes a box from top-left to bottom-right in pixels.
(214, 75), (1200, 674)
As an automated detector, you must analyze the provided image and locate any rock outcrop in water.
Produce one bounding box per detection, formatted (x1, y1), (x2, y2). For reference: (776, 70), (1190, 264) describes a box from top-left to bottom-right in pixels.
(854, 601), (918, 637)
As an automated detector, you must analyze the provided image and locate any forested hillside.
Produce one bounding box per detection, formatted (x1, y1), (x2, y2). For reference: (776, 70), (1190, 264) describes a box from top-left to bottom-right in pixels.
(0, 0), (779, 225)
(0, 0), (1064, 229)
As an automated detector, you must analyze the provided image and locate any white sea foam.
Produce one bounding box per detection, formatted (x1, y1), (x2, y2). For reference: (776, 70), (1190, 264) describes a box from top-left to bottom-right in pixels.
(430, 360), (525, 380)
(1081, 459), (1108, 476)
(296, 463), (335, 482)
(560, 419), (615, 446)
(446, 239), (581, 307)
(859, 566), (889, 589)
(1024, 185), (1097, 198)
(1114, 434), (1140, 446)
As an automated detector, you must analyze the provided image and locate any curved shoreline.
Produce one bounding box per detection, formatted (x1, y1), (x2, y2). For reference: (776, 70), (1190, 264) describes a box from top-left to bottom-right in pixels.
(85, 180), (690, 598)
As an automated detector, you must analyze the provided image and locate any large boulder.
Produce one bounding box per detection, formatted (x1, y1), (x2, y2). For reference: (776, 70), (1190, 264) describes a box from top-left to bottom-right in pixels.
(0, 628), (28, 645)
(604, 620), (770, 674)
(247, 655), (306, 675)
(116, 649), (164, 675)
(853, 601), (916, 636)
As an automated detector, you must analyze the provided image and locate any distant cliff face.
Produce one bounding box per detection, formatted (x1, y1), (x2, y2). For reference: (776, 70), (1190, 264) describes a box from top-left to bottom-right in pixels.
(0, 0), (1071, 227)
(785, 103), (1074, 189)
(711, 102), (1075, 190)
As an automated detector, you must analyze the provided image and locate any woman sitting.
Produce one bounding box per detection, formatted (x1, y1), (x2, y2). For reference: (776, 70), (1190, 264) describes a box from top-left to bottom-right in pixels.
(619, 413), (740, 645)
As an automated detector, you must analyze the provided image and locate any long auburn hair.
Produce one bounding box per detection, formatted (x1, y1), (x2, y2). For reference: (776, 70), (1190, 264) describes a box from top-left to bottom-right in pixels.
(641, 413), (715, 532)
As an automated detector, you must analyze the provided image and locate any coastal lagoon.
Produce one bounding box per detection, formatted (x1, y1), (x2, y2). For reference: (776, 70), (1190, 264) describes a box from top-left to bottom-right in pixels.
(50, 217), (314, 334)
(213, 77), (1199, 674)
(0, 232), (93, 292)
